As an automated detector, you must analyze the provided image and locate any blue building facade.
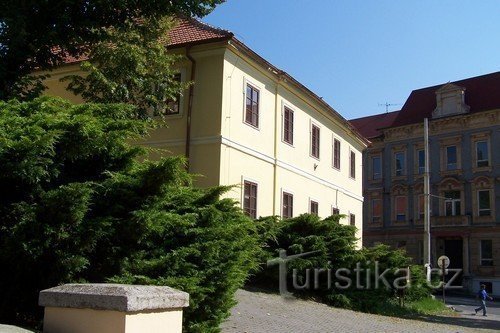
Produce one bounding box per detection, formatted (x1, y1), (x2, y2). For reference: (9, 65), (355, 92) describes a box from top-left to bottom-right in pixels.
(351, 72), (500, 295)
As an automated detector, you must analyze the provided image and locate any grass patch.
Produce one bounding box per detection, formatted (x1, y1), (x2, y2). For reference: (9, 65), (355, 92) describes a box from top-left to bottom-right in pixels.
(363, 297), (455, 319)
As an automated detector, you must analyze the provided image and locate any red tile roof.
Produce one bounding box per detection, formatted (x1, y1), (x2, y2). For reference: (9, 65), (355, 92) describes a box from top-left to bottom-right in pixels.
(167, 17), (233, 47)
(58, 17), (232, 64)
(391, 71), (500, 127)
(349, 110), (400, 139)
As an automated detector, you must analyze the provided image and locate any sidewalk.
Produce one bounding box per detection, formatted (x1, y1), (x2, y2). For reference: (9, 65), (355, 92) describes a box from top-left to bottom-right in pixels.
(222, 289), (500, 332)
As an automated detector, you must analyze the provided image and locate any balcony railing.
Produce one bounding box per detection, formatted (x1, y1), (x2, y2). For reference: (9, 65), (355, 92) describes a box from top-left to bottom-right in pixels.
(431, 215), (470, 227)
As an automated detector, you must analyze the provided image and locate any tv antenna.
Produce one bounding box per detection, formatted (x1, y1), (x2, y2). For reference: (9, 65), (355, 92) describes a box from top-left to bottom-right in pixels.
(378, 102), (400, 113)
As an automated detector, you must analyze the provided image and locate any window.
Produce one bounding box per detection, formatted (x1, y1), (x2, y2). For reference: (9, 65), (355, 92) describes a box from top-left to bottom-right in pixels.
(444, 191), (461, 216)
(394, 152), (405, 176)
(243, 181), (257, 219)
(332, 207), (340, 215)
(476, 141), (489, 167)
(350, 150), (356, 179)
(165, 73), (182, 115)
(245, 83), (259, 127)
(417, 149), (425, 174)
(446, 146), (457, 170)
(282, 192), (293, 218)
(310, 200), (319, 215)
(480, 240), (493, 266)
(311, 124), (320, 158)
(283, 106), (294, 144)
(333, 138), (341, 169)
(372, 156), (381, 180)
(478, 190), (491, 216)
(372, 199), (382, 223)
(395, 196), (407, 222)
(349, 213), (356, 226)
(417, 194), (425, 220)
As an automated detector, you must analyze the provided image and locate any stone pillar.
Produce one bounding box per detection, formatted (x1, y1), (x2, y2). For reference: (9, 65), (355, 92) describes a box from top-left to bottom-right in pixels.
(463, 236), (470, 276)
(39, 284), (189, 333)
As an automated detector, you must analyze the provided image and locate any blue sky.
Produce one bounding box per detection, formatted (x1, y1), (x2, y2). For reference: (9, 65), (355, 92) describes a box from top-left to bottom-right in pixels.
(204, 0), (500, 120)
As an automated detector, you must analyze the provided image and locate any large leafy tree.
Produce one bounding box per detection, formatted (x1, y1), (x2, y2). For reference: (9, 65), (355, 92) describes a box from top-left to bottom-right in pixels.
(0, 0), (224, 100)
(0, 97), (262, 332)
(62, 16), (188, 117)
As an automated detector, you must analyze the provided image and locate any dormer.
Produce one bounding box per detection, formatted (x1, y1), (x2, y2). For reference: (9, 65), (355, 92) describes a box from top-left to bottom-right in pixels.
(432, 83), (470, 119)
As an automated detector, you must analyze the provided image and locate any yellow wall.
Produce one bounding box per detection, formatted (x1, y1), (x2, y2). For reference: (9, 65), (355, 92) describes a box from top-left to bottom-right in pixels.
(220, 46), (364, 244)
(39, 40), (365, 245)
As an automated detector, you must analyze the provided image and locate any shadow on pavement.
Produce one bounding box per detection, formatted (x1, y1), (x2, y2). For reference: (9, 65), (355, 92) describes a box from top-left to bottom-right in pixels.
(415, 314), (500, 331)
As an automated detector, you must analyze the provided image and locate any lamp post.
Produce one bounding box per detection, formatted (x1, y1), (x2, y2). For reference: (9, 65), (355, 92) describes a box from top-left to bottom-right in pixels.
(423, 118), (431, 281)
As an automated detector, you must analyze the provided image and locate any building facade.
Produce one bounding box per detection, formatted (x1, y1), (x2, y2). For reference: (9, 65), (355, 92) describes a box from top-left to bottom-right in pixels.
(40, 18), (367, 244)
(351, 72), (500, 294)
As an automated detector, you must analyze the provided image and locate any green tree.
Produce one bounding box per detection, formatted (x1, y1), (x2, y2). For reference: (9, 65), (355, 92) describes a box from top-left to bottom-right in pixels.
(0, 0), (223, 100)
(0, 96), (262, 333)
(62, 16), (188, 117)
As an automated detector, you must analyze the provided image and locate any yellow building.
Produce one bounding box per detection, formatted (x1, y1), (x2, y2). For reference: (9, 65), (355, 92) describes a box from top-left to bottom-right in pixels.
(41, 18), (368, 243)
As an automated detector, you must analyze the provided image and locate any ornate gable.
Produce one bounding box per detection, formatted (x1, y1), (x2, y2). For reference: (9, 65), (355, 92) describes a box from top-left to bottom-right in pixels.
(432, 83), (470, 119)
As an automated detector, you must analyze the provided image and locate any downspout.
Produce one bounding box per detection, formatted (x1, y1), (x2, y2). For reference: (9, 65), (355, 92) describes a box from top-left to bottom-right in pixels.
(185, 46), (196, 171)
(272, 73), (282, 215)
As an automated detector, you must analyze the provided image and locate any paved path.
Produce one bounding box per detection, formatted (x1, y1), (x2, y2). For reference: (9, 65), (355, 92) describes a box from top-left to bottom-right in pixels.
(222, 290), (500, 332)
(438, 295), (500, 317)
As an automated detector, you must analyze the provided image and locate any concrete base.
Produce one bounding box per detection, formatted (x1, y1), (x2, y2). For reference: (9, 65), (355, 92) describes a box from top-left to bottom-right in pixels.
(43, 307), (183, 333)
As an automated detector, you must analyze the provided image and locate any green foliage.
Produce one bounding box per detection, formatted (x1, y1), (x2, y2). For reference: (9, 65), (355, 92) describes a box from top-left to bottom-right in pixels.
(62, 17), (188, 117)
(0, 0), (224, 100)
(0, 97), (262, 333)
(253, 214), (432, 315)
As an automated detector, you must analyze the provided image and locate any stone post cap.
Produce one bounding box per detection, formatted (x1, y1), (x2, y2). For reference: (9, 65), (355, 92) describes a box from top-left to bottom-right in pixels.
(39, 284), (189, 312)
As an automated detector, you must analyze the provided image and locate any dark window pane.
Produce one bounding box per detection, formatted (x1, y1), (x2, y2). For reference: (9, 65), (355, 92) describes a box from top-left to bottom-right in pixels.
(310, 201), (318, 215)
(243, 181), (257, 219)
(245, 84), (259, 127)
(477, 141), (489, 167)
(418, 150), (425, 174)
(446, 146), (457, 170)
(333, 139), (341, 169)
(372, 156), (381, 180)
(481, 240), (493, 266)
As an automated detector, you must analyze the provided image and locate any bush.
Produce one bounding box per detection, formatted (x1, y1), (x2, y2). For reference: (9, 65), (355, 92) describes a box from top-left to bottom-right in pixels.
(254, 214), (431, 314)
(0, 97), (262, 332)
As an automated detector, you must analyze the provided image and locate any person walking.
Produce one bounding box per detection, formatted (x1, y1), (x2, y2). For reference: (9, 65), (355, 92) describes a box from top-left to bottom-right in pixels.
(475, 284), (493, 317)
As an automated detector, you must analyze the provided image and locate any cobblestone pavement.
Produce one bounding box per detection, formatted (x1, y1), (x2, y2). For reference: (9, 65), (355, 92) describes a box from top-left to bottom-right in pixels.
(221, 290), (500, 332)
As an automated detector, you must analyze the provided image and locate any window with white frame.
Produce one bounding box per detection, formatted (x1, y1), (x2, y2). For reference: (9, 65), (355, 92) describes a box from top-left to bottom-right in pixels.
(332, 207), (340, 215)
(444, 191), (461, 216)
(445, 145), (457, 170)
(333, 138), (341, 169)
(245, 83), (259, 128)
(164, 73), (182, 115)
(395, 196), (407, 222)
(372, 155), (381, 180)
(480, 240), (493, 266)
(311, 124), (320, 159)
(310, 200), (319, 215)
(243, 180), (257, 219)
(417, 194), (425, 220)
(476, 141), (489, 167)
(372, 199), (382, 223)
(478, 190), (492, 216)
(417, 149), (425, 175)
(282, 192), (293, 218)
(283, 106), (294, 145)
(349, 150), (356, 179)
(394, 151), (405, 176)
(349, 213), (356, 226)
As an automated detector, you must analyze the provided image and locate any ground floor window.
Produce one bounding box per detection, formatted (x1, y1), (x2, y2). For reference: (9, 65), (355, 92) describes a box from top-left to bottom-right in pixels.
(480, 240), (493, 266)
(243, 180), (257, 219)
(349, 213), (356, 226)
(282, 192), (293, 218)
(310, 200), (319, 215)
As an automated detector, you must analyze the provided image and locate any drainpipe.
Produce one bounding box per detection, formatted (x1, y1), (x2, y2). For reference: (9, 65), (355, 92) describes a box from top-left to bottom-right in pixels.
(272, 72), (283, 215)
(185, 46), (196, 171)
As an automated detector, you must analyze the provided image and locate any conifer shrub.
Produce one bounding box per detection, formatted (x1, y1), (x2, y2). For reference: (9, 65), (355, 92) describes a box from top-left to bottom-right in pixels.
(256, 214), (431, 313)
(0, 97), (263, 332)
